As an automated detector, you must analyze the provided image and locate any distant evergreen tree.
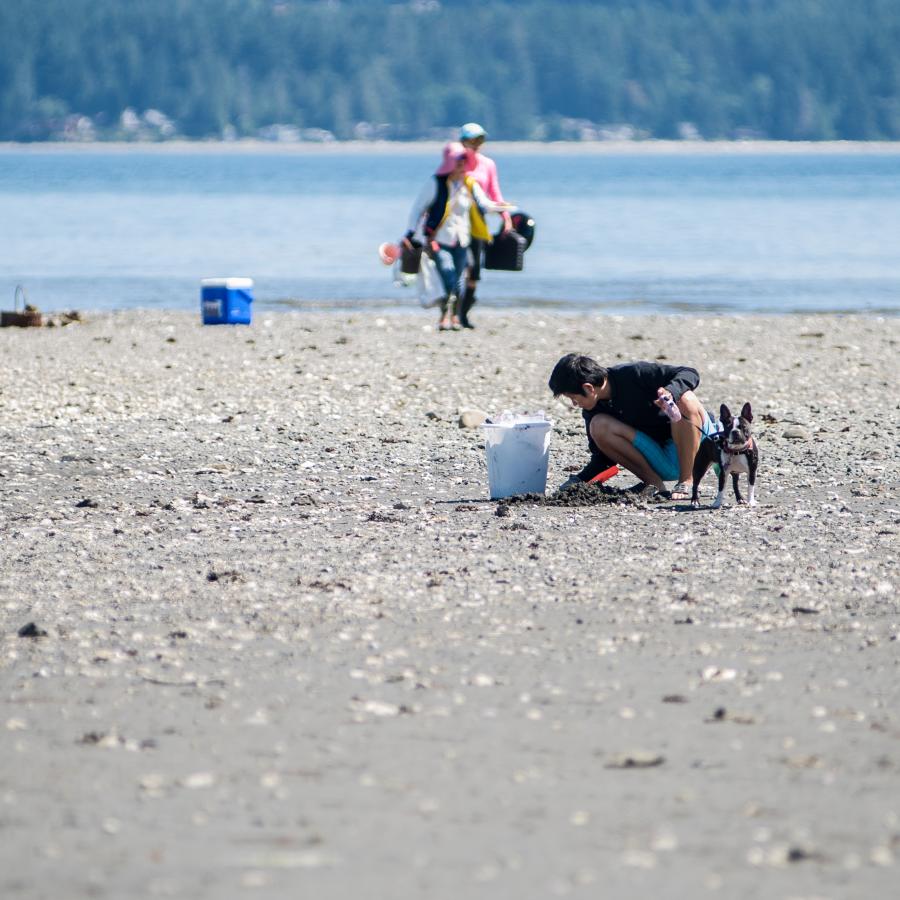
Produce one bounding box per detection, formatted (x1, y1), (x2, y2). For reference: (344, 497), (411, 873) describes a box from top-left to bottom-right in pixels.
(0, 0), (898, 141)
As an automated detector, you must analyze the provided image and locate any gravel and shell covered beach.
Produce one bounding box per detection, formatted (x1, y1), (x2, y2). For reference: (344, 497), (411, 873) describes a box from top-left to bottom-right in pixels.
(1, 309), (898, 899)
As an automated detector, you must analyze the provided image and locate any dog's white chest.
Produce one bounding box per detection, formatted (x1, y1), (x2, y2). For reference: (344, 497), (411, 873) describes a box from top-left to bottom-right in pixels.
(720, 450), (751, 475)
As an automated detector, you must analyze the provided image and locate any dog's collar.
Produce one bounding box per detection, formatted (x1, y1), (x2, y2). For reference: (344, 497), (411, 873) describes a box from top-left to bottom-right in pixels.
(723, 439), (752, 455)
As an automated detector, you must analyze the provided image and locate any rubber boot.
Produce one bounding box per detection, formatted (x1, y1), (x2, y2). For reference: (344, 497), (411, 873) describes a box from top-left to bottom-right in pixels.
(458, 286), (476, 329)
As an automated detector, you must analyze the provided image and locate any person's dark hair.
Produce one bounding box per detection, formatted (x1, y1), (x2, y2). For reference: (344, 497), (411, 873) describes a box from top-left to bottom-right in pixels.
(548, 354), (608, 396)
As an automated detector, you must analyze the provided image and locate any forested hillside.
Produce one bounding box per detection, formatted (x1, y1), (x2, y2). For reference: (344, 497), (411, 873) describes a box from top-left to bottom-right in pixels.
(2, 0), (898, 142)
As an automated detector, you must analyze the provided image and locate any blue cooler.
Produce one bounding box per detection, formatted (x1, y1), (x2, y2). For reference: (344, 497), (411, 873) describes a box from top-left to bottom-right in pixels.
(201, 277), (253, 325)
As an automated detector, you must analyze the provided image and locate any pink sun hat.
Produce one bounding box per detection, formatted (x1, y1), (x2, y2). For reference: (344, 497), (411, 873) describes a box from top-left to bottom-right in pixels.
(435, 141), (468, 175)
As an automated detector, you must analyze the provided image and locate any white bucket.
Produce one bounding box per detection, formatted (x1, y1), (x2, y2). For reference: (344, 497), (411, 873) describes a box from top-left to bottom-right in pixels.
(482, 413), (553, 499)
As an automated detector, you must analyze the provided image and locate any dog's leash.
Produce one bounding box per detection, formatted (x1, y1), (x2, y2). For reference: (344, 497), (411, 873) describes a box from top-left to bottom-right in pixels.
(686, 417), (752, 454)
(687, 416), (723, 440)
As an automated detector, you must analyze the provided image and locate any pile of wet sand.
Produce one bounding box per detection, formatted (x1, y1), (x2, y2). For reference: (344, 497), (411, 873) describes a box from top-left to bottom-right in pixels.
(503, 481), (651, 508)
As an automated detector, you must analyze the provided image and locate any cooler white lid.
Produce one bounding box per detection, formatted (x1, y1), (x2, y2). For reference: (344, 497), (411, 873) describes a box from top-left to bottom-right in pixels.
(201, 277), (254, 288)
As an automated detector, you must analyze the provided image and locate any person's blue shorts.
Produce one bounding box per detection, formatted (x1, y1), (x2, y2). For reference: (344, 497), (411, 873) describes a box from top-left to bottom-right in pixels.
(632, 412), (716, 482)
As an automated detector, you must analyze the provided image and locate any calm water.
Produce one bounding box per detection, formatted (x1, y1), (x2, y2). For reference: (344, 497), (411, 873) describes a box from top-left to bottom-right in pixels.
(1, 147), (899, 315)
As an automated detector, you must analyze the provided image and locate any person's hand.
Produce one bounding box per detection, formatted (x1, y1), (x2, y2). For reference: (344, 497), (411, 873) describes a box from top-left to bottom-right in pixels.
(501, 212), (513, 233)
(556, 474), (582, 492)
(655, 387), (683, 422)
(654, 387), (673, 411)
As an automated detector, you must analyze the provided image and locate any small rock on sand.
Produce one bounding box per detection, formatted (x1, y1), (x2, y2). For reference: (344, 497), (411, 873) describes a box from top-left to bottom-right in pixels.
(458, 409), (487, 429)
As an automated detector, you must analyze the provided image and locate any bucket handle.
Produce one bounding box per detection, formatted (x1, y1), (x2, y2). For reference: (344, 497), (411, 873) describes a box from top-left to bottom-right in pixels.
(14, 284), (27, 311)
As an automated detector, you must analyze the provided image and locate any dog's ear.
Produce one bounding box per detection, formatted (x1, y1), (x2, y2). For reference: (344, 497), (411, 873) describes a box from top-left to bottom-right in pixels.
(720, 404), (732, 423)
(740, 402), (753, 423)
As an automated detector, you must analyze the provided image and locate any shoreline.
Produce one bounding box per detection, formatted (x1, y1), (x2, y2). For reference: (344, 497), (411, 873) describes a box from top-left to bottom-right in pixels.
(4, 138), (900, 156)
(10, 298), (900, 319)
(9, 302), (900, 320)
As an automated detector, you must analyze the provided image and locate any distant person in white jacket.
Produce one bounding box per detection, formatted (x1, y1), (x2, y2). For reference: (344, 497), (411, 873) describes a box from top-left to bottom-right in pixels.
(405, 141), (512, 331)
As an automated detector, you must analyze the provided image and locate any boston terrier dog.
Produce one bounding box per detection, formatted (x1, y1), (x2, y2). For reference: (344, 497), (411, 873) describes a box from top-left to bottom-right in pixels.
(691, 403), (758, 509)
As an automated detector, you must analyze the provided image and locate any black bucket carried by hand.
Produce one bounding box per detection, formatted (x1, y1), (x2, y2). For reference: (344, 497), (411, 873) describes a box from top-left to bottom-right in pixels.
(483, 211), (535, 271)
(401, 243), (423, 275)
(484, 230), (527, 271)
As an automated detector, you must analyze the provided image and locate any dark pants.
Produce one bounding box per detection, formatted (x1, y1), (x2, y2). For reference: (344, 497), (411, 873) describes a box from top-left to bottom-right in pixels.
(468, 239), (484, 284)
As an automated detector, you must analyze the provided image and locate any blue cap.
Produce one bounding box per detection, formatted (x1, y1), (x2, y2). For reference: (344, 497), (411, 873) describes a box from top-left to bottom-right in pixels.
(459, 122), (487, 141)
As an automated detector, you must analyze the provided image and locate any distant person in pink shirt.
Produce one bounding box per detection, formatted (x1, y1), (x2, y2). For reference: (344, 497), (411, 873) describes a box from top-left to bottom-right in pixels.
(459, 122), (512, 329)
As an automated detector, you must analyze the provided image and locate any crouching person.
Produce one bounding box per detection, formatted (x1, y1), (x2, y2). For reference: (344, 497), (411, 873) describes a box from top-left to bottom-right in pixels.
(548, 353), (716, 500)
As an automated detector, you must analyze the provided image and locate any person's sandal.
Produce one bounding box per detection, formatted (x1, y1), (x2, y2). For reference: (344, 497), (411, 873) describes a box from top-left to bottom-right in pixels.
(669, 481), (691, 501)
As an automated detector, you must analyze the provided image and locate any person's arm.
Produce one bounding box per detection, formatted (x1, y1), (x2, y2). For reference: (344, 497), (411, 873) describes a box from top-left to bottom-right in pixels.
(471, 180), (512, 215)
(483, 159), (504, 203)
(632, 362), (699, 402)
(576, 413), (616, 481)
(631, 362), (700, 419)
(406, 180), (436, 238)
(662, 365), (700, 400)
(483, 159), (513, 232)
(555, 408), (618, 490)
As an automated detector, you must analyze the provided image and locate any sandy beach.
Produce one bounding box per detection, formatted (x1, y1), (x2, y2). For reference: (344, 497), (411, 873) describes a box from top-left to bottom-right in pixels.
(1, 309), (898, 899)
